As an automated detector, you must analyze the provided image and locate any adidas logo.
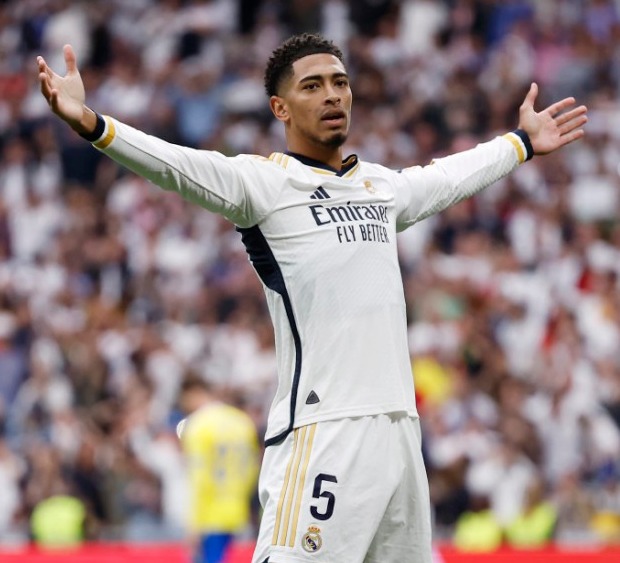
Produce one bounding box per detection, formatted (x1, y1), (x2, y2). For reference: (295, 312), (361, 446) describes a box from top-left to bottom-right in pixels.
(310, 186), (331, 200)
(305, 390), (320, 405)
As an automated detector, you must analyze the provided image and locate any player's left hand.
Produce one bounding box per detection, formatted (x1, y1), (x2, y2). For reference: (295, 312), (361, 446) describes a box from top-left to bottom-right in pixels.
(518, 82), (588, 155)
(37, 44), (87, 130)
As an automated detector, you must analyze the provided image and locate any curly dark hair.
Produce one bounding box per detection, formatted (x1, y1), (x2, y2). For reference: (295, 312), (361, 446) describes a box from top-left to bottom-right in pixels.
(264, 33), (345, 97)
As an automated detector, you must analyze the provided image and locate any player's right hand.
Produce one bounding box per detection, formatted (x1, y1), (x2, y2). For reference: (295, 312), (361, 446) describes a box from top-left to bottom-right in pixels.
(37, 44), (86, 128)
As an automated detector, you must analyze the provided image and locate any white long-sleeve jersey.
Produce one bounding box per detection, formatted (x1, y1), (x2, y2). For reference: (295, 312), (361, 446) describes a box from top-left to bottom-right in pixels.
(90, 117), (532, 445)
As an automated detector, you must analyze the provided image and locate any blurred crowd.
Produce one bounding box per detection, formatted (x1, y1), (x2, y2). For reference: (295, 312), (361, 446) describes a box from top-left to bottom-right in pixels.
(0, 0), (619, 550)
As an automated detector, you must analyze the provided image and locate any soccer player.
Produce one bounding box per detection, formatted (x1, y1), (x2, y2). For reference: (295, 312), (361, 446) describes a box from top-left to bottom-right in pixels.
(177, 377), (259, 563)
(37, 34), (587, 562)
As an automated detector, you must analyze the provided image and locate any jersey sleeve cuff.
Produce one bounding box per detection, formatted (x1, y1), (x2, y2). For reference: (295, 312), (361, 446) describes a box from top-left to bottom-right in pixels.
(502, 129), (534, 163)
(79, 113), (116, 149)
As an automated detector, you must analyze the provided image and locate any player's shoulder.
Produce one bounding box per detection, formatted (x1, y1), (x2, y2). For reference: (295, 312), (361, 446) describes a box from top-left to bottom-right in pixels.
(202, 402), (252, 424)
(229, 153), (298, 196)
(358, 158), (400, 177)
(220, 405), (258, 439)
(234, 151), (293, 170)
(182, 405), (230, 442)
(182, 408), (212, 435)
(220, 403), (256, 426)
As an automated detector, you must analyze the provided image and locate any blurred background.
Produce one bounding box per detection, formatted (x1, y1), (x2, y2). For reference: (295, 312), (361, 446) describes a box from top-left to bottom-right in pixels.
(0, 0), (620, 558)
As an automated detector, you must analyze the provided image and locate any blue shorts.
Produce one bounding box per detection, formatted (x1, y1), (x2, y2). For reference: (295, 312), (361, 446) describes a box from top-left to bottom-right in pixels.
(196, 533), (233, 563)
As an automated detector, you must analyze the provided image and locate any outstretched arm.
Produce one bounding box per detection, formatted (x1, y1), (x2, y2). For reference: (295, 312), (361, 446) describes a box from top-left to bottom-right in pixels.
(37, 44), (98, 136)
(518, 82), (587, 155)
(36, 44), (279, 228)
(395, 86), (588, 229)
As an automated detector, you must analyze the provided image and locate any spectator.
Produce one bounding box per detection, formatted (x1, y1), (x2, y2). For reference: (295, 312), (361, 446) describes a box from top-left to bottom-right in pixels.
(504, 476), (557, 548)
(30, 481), (87, 548)
(453, 494), (503, 553)
(0, 438), (25, 541)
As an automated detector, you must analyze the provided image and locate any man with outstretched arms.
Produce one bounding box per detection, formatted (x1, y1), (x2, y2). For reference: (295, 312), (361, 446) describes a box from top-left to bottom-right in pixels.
(38, 34), (586, 563)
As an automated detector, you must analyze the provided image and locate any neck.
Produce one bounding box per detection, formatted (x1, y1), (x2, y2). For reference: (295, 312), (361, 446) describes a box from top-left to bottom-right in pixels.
(285, 138), (344, 171)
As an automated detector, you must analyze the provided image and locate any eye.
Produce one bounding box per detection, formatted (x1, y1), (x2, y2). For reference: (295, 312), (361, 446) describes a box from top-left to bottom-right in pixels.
(304, 83), (319, 91)
(335, 79), (349, 88)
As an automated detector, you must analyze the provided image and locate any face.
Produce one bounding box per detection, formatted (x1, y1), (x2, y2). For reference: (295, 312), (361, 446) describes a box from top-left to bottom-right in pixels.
(271, 53), (352, 152)
(179, 388), (204, 414)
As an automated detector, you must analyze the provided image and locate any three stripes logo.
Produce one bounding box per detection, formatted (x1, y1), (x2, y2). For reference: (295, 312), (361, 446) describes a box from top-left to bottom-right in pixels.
(272, 425), (317, 549)
(310, 186), (331, 200)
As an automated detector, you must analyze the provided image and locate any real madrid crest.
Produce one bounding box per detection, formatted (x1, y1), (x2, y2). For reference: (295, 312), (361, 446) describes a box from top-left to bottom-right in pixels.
(301, 525), (323, 553)
(364, 180), (376, 194)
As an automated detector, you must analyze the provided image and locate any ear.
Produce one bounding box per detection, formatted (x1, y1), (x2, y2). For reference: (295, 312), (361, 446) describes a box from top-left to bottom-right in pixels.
(270, 95), (289, 124)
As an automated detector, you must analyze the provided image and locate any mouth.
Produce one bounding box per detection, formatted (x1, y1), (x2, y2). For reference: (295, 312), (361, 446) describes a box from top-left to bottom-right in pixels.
(321, 110), (346, 126)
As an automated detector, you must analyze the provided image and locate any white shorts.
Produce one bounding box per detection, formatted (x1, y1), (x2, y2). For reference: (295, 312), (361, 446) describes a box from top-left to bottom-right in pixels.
(252, 413), (432, 563)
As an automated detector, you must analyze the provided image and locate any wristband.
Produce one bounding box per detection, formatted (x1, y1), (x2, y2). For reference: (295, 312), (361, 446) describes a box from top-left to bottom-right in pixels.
(513, 129), (534, 161)
(78, 112), (106, 143)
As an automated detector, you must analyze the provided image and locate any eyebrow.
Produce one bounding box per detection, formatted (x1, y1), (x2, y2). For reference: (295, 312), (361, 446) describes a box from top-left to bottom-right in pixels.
(298, 72), (349, 84)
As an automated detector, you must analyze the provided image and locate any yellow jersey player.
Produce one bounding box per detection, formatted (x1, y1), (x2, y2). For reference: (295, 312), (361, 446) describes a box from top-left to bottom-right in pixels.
(178, 378), (259, 563)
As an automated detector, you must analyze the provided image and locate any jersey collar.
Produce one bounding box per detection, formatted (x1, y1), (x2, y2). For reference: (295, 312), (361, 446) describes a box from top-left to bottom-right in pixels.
(286, 151), (359, 177)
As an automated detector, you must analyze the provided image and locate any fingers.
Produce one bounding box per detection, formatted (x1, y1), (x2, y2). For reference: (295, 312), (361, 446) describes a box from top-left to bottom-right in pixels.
(36, 44), (77, 83)
(549, 100), (588, 139)
(48, 90), (60, 113)
(558, 112), (588, 137)
(37, 60), (53, 102)
(39, 77), (58, 109)
(39, 73), (51, 99)
(555, 105), (588, 126)
(558, 127), (585, 148)
(542, 90), (588, 147)
(63, 44), (77, 74)
(37, 55), (53, 80)
(545, 96), (577, 118)
(36, 54), (45, 71)
(521, 82), (538, 110)
(36, 48), (73, 109)
(556, 106), (587, 148)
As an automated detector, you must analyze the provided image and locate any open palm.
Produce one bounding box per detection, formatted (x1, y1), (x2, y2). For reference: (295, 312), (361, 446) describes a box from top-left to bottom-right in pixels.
(37, 45), (85, 127)
(518, 83), (588, 155)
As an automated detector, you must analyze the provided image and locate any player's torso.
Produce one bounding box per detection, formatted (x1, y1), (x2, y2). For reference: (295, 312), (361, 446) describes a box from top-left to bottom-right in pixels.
(242, 154), (417, 440)
(246, 153), (406, 329)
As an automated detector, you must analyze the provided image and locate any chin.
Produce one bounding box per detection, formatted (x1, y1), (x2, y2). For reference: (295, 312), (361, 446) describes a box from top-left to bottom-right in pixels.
(323, 133), (348, 148)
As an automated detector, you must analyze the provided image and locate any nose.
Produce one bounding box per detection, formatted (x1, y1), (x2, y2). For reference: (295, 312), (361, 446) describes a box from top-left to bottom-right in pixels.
(325, 94), (341, 106)
(325, 85), (341, 105)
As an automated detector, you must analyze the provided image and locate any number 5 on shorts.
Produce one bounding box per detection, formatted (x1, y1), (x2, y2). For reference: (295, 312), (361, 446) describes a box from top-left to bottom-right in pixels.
(310, 474), (337, 520)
